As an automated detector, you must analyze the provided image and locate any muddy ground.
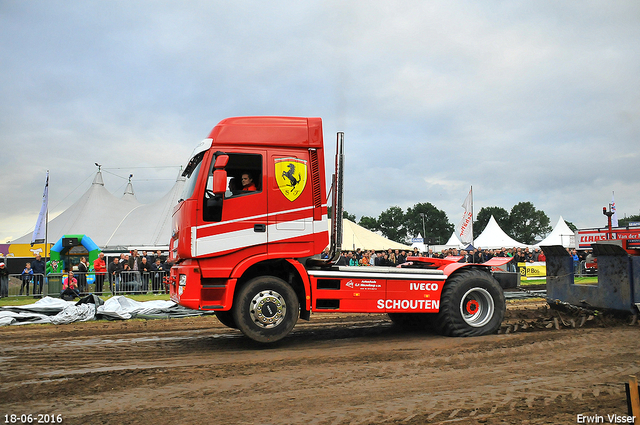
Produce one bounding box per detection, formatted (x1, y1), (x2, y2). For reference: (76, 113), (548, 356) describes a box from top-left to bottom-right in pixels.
(1, 300), (639, 425)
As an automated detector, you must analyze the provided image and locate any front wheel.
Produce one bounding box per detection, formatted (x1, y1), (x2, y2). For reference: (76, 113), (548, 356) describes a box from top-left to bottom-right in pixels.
(215, 311), (237, 329)
(434, 269), (505, 337)
(232, 276), (299, 343)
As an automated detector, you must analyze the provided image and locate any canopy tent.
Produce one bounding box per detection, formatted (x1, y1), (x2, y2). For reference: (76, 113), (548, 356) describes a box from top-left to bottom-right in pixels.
(535, 216), (574, 248)
(14, 170), (184, 250)
(411, 231), (464, 253)
(330, 219), (412, 251)
(103, 172), (186, 250)
(474, 215), (529, 249)
(14, 171), (139, 247)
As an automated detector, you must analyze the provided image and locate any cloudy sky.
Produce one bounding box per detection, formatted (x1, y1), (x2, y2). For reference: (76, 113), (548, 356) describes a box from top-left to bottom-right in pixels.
(1, 1), (639, 243)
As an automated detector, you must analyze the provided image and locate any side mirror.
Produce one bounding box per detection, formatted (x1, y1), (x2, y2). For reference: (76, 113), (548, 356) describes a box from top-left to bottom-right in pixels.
(214, 154), (229, 168)
(212, 169), (227, 195)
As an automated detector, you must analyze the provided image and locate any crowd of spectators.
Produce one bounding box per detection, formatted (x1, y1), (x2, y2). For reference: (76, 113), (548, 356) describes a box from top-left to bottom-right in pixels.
(324, 246), (590, 269)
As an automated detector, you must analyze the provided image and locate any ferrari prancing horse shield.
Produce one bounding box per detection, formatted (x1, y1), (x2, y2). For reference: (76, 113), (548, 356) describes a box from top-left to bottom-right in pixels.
(275, 157), (307, 202)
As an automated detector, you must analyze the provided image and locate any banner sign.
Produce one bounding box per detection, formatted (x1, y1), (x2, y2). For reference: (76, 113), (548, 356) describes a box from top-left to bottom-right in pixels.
(518, 262), (546, 280)
(576, 228), (640, 249)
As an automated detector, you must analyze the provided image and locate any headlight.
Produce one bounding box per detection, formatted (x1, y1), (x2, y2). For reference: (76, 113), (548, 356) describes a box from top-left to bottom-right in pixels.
(179, 274), (187, 287)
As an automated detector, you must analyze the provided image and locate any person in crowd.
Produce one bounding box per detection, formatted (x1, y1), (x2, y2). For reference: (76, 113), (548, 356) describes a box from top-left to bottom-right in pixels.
(154, 250), (165, 263)
(151, 258), (165, 294)
(139, 256), (151, 292)
(388, 251), (397, 266)
(61, 270), (80, 300)
(241, 173), (256, 191)
(20, 262), (33, 296)
(397, 250), (406, 264)
(31, 254), (45, 296)
(93, 252), (107, 294)
(0, 262), (8, 298)
(128, 250), (142, 291)
(571, 249), (580, 270)
(464, 250), (473, 263)
(537, 249), (546, 262)
(76, 256), (89, 294)
(321, 248), (329, 259)
(108, 256), (121, 293)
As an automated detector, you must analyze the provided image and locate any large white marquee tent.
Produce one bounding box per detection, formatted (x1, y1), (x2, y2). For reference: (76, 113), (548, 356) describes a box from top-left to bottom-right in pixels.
(14, 170), (186, 250)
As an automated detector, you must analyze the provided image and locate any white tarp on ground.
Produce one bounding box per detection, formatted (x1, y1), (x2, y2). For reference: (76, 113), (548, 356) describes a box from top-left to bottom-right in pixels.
(0, 295), (209, 326)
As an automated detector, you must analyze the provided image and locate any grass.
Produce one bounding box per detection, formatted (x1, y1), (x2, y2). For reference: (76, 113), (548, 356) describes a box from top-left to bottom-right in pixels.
(0, 292), (171, 307)
(520, 276), (598, 285)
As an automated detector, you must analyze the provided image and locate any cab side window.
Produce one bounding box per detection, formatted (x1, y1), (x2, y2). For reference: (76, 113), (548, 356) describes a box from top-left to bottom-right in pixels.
(203, 153), (262, 222)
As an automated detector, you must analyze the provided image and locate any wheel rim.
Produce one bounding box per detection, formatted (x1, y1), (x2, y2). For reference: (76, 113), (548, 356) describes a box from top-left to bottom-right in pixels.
(459, 287), (494, 328)
(249, 290), (287, 328)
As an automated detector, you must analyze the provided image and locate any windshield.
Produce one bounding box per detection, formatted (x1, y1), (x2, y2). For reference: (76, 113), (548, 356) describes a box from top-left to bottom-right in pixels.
(180, 151), (205, 200)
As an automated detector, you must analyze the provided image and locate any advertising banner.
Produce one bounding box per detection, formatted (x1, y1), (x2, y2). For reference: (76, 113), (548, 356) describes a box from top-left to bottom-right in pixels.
(518, 262), (546, 280)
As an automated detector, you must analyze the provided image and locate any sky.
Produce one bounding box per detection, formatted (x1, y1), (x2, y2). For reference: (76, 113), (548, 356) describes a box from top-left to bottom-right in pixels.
(1, 1), (639, 244)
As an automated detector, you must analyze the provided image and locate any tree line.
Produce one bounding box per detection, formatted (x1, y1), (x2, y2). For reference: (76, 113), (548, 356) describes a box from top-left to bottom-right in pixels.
(334, 201), (560, 245)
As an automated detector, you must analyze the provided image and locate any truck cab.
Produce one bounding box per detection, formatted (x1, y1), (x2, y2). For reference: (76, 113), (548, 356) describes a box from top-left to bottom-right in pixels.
(169, 117), (328, 314)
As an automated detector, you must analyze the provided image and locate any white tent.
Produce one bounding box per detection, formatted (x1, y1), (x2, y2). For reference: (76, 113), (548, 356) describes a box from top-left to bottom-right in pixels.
(14, 170), (184, 250)
(535, 216), (574, 248)
(331, 219), (412, 251)
(14, 171), (140, 247)
(104, 172), (186, 249)
(411, 231), (464, 253)
(474, 215), (529, 249)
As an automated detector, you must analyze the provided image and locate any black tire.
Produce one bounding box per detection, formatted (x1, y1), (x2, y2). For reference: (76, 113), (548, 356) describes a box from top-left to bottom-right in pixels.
(215, 311), (237, 329)
(434, 269), (505, 337)
(388, 313), (433, 330)
(232, 276), (299, 343)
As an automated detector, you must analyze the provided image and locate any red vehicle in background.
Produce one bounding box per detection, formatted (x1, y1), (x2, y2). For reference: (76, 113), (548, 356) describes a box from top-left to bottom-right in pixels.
(167, 117), (514, 343)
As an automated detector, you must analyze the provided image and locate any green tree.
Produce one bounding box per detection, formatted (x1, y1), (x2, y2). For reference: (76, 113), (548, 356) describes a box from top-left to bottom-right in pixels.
(508, 202), (552, 244)
(358, 215), (379, 231)
(564, 220), (578, 233)
(618, 214), (640, 228)
(474, 206), (510, 239)
(327, 207), (356, 222)
(377, 206), (406, 243)
(405, 202), (453, 245)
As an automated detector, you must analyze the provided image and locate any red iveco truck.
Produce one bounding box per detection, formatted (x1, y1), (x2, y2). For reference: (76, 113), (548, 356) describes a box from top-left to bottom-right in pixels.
(168, 116), (512, 343)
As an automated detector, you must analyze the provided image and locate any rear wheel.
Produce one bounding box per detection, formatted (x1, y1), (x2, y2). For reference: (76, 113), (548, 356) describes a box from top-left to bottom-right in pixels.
(232, 276), (299, 343)
(434, 269), (505, 337)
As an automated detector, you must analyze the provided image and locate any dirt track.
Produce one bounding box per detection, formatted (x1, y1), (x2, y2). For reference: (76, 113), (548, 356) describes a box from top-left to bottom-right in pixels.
(1, 301), (639, 425)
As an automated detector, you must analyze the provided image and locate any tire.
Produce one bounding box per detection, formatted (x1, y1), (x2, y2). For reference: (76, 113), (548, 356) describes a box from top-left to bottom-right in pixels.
(434, 269), (505, 337)
(232, 276), (299, 343)
(215, 311), (237, 329)
(388, 313), (433, 330)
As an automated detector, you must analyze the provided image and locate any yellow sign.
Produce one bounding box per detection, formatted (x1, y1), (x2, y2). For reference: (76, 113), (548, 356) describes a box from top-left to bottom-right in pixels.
(6, 243), (53, 258)
(275, 157), (307, 202)
(518, 262), (546, 280)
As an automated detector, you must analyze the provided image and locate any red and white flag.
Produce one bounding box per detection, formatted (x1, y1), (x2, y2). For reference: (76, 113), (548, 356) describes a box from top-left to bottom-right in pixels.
(458, 187), (473, 245)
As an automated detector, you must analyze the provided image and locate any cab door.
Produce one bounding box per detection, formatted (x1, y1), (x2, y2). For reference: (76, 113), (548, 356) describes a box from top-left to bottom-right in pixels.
(267, 149), (316, 257)
(195, 150), (267, 274)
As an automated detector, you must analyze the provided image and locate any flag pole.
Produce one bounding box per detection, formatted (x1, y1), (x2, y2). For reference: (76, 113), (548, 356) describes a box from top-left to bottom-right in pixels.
(470, 185), (474, 245)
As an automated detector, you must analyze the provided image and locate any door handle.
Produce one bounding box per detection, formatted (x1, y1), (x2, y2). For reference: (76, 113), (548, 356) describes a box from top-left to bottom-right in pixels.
(254, 224), (266, 233)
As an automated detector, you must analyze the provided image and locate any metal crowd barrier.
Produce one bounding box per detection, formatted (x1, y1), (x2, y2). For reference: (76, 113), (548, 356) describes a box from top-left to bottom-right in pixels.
(3, 273), (47, 297)
(110, 271), (168, 295)
(1, 271), (169, 299)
